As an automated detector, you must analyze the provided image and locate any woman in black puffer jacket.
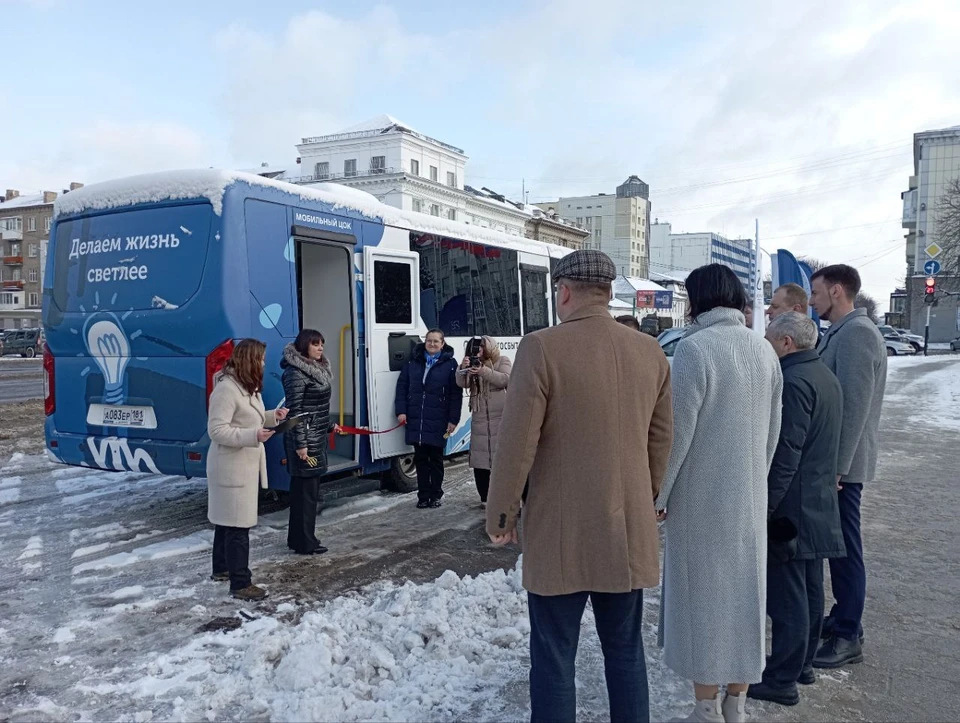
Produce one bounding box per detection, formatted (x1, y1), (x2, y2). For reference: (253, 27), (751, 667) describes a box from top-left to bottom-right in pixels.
(394, 329), (462, 509)
(281, 329), (337, 555)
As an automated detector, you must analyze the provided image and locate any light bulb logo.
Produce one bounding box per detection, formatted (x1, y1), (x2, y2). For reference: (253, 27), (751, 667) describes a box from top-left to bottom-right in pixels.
(84, 313), (131, 405)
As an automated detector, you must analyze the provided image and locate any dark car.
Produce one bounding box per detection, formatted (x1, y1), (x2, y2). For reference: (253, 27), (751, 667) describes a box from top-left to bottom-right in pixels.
(1, 328), (43, 358)
(951, 336), (960, 352)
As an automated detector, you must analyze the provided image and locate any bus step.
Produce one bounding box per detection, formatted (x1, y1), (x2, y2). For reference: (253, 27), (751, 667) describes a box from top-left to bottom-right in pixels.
(319, 476), (382, 506)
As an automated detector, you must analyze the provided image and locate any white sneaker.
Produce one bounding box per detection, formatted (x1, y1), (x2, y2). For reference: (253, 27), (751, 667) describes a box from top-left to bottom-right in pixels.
(670, 695), (724, 723)
(722, 692), (747, 723)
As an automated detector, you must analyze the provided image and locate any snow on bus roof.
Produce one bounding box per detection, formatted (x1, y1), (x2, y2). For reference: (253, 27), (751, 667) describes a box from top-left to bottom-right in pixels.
(54, 169), (572, 259)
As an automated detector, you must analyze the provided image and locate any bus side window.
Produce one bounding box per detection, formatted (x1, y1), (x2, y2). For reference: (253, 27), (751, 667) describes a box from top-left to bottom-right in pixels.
(373, 260), (413, 324)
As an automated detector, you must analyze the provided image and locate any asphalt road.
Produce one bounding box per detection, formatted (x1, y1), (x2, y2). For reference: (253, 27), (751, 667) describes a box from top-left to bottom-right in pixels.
(0, 359), (43, 403)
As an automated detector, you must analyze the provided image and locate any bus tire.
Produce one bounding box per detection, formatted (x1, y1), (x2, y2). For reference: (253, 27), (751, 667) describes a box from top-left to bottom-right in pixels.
(384, 454), (418, 493)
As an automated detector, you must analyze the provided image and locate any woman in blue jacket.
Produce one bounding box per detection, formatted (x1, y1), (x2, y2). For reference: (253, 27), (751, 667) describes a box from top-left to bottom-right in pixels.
(395, 329), (462, 508)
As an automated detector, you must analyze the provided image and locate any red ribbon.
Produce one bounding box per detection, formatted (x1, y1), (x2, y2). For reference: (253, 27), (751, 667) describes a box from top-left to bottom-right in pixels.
(329, 421), (405, 447)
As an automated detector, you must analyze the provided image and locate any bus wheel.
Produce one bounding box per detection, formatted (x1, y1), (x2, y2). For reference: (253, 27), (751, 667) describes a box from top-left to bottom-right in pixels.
(384, 454), (418, 493)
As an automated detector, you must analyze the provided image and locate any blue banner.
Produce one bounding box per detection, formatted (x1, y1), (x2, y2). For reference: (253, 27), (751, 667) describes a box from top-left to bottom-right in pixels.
(654, 290), (673, 310)
(772, 250), (820, 327)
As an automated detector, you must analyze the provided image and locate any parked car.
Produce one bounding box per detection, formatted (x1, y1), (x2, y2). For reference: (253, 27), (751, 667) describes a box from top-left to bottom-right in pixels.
(884, 337), (916, 356)
(879, 324), (923, 352)
(1, 328), (43, 358)
(951, 336), (960, 352)
(657, 327), (685, 363)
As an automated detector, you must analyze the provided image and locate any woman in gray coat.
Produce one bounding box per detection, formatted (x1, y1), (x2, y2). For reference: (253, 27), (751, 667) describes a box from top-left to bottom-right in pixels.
(456, 336), (511, 507)
(655, 264), (783, 723)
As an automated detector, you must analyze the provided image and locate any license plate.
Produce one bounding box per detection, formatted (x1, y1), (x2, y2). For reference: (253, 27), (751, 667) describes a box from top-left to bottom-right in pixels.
(87, 404), (157, 429)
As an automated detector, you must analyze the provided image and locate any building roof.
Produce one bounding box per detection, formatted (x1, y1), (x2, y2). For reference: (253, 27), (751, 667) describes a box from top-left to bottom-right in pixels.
(338, 114), (414, 134)
(464, 185), (527, 213)
(608, 298), (635, 309)
(650, 270), (689, 284)
(614, 276), (667, 294)
(0, 193), (52, 211)
(300, 114), (465, 156)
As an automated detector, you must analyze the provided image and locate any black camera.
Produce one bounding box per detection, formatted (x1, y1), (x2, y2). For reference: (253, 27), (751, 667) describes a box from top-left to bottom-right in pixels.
(467, 337), (483, 368)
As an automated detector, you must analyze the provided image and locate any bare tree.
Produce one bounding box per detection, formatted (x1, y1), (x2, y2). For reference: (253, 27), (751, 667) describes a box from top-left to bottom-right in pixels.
(855, 292), (879, 322)
(934, 177), (960, 278)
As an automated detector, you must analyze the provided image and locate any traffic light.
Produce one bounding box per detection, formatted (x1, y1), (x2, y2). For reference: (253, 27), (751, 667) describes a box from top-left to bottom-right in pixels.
(924, 276), (936, 304)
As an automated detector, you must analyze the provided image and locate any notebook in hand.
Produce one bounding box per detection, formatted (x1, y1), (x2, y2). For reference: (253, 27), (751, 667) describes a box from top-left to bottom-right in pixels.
(265, 412), (310, 434)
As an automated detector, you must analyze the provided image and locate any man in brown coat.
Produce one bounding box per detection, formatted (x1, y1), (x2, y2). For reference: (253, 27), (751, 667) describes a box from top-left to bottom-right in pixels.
(486, 249), (673, 723)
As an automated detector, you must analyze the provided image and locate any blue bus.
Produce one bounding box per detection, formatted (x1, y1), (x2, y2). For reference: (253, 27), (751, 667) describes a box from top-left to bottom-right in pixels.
(42, 169), (572, 492)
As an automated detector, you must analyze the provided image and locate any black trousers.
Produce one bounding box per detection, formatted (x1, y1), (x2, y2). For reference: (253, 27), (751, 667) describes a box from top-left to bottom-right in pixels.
(763, 557), (824, 689)
(414, 444), (445, 502)
(474, 468), (529, 505)
(212, 525), (251, 591)
(287, 475), (321, 553)
(828, 482), (866, 640)
(528, 589), (649, 723)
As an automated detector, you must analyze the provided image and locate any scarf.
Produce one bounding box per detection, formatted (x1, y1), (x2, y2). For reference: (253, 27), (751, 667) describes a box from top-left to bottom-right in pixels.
(423, 350), (441, 383)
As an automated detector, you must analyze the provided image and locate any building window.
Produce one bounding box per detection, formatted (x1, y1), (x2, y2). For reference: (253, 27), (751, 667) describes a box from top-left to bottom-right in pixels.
(411, 159), (420, 176)
(410, 231), (522, 338)
(430, 204), (440, 217)
(412, 199), (423, 213)
(314, 162), (329, 180)
(447, 172), (456, 187)
(1, 217), (22, 231)
(28, 244), (38, 258)
(29, 269), (38, 282)
(27, 217), (36, 232)
(447, 208), (456, 221)
(28, 292), (39, 307)
(44, 216), (51, 232)
(344, 159), (357, 178)
(370, 156), (386, 174)
(430, 166), (438, 183)
(21, 318), (30, 329)
(0, 293), (13, 305)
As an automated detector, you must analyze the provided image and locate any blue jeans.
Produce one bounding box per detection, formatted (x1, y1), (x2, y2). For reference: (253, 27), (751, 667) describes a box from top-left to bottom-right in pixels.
(528, 589), (649, 723)
(828, 483), (865, 640)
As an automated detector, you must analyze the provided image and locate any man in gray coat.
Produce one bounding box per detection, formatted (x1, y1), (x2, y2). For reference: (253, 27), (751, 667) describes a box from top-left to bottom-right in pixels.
(748, 312), (846, 707)
(809, 264), (887, 669)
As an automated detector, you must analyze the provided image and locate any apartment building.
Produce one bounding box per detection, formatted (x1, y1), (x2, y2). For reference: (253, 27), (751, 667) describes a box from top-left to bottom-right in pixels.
(2, 189), (55, 330)
(650, 221), (754, 290)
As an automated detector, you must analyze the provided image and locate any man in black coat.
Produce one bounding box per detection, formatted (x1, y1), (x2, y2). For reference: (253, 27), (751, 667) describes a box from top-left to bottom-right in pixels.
(749, 312), (846, 707)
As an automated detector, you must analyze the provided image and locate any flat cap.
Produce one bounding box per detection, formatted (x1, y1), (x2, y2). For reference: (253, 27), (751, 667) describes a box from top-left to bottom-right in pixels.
(553, 249), (617, 283)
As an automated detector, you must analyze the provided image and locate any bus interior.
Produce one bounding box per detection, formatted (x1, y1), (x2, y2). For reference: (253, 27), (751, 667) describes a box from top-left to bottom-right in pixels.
(295, 237), (358, 472)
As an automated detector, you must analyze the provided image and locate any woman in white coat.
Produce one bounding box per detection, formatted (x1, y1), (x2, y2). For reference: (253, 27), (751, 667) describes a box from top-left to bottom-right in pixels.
(656, 264), (783, 723)
(207, 338), (287, 601)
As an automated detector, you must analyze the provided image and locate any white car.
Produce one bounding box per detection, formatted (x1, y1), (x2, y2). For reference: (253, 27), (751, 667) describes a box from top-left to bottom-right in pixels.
(657, 328), (685, 363)
(884, 337), (916, 356)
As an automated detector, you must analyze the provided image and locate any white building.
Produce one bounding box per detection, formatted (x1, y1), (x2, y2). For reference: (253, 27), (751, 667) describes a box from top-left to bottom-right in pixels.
(286, 115), (530, 236)
(649, 270), (689, 328)
(650, 221), (754, 290)
(610, 275), (690, 328)
(539, 176), (652, 277)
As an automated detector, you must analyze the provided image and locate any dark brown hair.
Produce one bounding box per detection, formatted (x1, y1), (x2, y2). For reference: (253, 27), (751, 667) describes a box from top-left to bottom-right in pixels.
(810, 264), (861, 301)
(223, 338), (266, 395)
(294, 328), (325, 358)
(686, 263), (748, 319)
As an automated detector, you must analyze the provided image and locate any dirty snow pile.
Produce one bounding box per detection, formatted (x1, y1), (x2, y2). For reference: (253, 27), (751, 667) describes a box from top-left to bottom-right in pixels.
(79, 565), (530, 722)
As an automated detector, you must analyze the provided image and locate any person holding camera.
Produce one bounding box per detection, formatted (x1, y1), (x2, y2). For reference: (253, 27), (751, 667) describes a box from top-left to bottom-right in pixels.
(207, 339), (287, 602)
(395, 329), (462, 508)
(456, 336), (512, 508)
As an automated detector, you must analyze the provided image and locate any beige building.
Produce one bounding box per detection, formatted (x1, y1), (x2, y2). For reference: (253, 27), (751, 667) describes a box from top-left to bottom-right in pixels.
(0, 184), (81, 330)
(524, 207), (589, 249)
(537, 176), (652, 277)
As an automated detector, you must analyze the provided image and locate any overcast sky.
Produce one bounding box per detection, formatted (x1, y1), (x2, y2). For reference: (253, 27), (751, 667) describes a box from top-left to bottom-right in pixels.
(2, 0), (959, 309)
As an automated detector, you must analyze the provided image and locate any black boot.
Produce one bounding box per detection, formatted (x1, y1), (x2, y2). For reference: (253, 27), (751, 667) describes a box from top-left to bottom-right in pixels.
(747, 681), (799, 706)
(813, 635), (864, 669)
(798, 666), (816, 685)
(821, 615), (864, 644)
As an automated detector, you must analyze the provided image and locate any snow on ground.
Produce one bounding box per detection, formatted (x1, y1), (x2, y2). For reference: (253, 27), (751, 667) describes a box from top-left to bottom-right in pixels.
(886, 355), (960, 430)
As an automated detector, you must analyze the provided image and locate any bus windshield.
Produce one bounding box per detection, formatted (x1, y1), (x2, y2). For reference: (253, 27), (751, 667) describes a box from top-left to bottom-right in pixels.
(50, 204), (213, 313)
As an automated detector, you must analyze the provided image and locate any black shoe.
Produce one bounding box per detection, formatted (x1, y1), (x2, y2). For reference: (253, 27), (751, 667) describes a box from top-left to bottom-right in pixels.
(813, 635), (864, 669)
(821, 616), (864, 644)
(293, 545), (329, 555)
(428, 499), (442, 508)
(798, 666), (816, 685)
(416, 500), (430, 509)
(747, 681), (799, 706)
(210, 572), (229, 582)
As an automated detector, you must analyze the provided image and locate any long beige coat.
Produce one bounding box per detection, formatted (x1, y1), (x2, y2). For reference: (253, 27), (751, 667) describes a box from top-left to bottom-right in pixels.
(486, 305), (674, 596)
(456, 342), (512, 470)
(206, 373), (277, 529)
